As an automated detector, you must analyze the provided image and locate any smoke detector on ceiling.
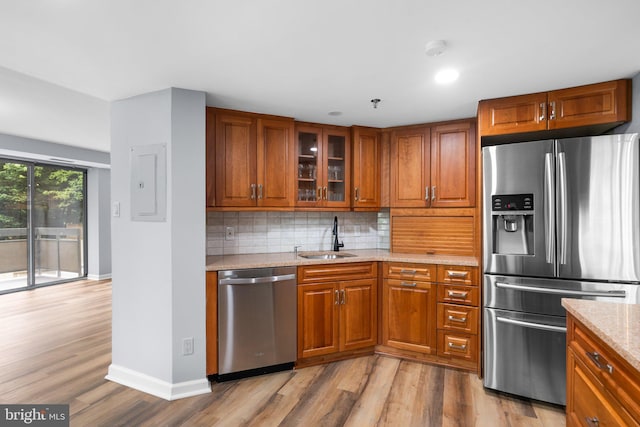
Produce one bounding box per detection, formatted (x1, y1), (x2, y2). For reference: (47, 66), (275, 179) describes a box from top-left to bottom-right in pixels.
(425, 40), (447, 57)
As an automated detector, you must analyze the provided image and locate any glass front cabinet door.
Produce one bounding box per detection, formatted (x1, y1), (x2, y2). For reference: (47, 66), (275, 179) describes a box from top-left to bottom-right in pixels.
(296, 125), (350, 208)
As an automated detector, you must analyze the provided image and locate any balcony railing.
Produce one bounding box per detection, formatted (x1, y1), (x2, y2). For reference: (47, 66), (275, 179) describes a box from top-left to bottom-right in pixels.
(0, 227), (83, 278)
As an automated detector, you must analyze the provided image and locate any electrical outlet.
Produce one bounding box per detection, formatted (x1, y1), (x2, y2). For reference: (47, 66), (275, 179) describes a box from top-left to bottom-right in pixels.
(353, 225), (361, 237)
(225, 226), (234, 240)
(183, 337), (194, 355)
(112, 201), (120, 217)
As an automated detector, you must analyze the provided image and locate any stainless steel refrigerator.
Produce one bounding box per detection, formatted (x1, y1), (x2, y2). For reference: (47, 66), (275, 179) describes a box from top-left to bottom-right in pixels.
(482, 133), (640, 405)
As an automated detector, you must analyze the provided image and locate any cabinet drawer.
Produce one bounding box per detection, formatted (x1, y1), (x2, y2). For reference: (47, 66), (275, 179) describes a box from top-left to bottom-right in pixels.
(437, 303), (478, 334)
(384, 262), (435, 282)
(569, 319), (640, 422)
(437, 284), (479, 306)
(298, 262), (376, 283)
(437, 331), (477, 362)
(436, 265), (478, 286)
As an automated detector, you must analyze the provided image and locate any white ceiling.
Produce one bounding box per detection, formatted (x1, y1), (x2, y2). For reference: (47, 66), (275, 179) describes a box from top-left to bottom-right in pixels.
(1, 0), (639, 153)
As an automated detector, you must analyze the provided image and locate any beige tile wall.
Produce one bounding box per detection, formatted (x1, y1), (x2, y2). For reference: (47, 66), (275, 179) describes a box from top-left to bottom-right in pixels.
(206, 209), (390, 255)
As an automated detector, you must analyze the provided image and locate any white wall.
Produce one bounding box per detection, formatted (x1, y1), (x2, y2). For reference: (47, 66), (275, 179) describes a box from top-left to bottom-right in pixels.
(87, 168), (111, 279)
(108, 88), (208, 400)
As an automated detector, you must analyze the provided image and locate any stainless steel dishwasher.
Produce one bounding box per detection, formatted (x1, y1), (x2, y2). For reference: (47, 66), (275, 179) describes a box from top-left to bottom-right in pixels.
(217, 266), (296, 381)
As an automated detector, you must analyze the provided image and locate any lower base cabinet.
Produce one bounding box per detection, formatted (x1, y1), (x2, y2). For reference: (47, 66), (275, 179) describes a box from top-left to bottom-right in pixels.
(382, 277), (437, 354)
(380, 262), (480, 372)
(206, 261), (481, 376)
(206, 271), (217, 376)
(297, 262), (377, 365)
(566, 314), (640, 426)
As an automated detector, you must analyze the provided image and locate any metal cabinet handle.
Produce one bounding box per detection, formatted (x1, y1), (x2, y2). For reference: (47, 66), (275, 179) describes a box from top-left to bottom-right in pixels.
(447, 290), (468, 299)
(495, 281), (626, 298)
(448, 315), (467, 323)
(317, 187), (322, 201)
(549, 101), (556, 120)
(340, 289), (346, 305)
(431, 186), (436, 202)
(544, 152), (555, 264)
(558, 151), (568, 265)
(257, 184), (263, 199)
(334, 289), (339, 305)
(447, 270), (468, 279)
(354, 187), (359, 201)
(425, 186), (429, 200)
(496, 316), (567, 333)
(585, 416), (600, 427)
(539, 102), (547, 121)
(586, 352), (614, 374)
(323, 186), (328, 200)
(448, 342), (467, 351)
(401, 282), (417, 287)
(250, 184), (257, 200)
(400, 269), (417, 275)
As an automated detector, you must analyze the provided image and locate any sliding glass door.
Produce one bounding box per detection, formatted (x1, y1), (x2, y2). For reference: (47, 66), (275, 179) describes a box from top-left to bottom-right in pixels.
(0, 159), (87, 293)
(0, 160), (29, 291)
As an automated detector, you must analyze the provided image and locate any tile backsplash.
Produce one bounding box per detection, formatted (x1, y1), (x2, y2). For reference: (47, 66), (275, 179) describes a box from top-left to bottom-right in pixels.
(207, 209), (390, 255)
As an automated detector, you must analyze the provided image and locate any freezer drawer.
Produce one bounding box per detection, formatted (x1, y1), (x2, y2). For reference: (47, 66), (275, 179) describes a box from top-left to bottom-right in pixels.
(484, 274), (636, 317)
(483, 307), (567, 405)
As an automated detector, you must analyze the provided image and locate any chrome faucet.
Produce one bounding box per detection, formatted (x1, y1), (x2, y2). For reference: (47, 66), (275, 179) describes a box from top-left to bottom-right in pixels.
(332, 216), (344, 252)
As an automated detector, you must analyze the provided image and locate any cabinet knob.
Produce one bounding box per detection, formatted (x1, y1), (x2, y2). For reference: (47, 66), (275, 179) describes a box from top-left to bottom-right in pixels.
(585, 416), (599, 427)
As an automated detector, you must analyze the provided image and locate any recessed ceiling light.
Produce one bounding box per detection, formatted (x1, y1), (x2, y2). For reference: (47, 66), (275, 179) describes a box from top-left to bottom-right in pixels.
(328, 111), (342, 116)
(434, 68), (459, 84)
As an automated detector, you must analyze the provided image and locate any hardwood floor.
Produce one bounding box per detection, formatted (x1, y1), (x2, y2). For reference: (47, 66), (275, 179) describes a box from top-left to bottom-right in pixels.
(0, 280), (566, 426)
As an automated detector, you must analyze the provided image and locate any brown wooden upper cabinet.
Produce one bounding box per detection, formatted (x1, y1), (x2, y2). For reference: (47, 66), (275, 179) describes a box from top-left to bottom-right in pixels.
(478, 79), (630, 136)
(295, 124), (351, 209)
(390, 120), (476, 208)
(212, 109), (295, 208)
(351, 127), (380, 210)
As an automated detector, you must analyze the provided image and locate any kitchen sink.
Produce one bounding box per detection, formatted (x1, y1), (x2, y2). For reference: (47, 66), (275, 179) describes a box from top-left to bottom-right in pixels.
(298, 251), (357, 260)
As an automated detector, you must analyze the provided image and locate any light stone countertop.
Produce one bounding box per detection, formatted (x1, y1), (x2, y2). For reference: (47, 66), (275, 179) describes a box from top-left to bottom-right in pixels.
(206, 249), (478, 271)
(562, 298), (640, 372)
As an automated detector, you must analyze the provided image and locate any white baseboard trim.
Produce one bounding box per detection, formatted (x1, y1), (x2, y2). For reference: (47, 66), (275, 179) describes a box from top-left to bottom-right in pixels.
(87, 273), (112, 280)
(106, 364), (211, 401)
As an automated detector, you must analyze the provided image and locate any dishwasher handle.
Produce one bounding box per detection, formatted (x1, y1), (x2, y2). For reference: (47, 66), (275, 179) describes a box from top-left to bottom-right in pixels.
(219, 273), (296, 285)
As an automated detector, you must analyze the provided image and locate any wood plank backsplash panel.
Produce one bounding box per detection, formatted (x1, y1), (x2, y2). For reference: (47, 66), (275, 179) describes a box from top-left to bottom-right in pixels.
(391, 215), (475, 256)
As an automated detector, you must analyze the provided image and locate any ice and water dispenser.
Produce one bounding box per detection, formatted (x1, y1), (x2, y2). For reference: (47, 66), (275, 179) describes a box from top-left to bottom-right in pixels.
(490, 194), (534, 255)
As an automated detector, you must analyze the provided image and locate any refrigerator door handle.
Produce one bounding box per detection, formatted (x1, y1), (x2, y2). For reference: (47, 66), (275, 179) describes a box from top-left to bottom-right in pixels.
(557, 151), (568, 265)
(495, 281), (627, 297)
(544, 152), (555, 264)
(496, 316), (567, 333)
